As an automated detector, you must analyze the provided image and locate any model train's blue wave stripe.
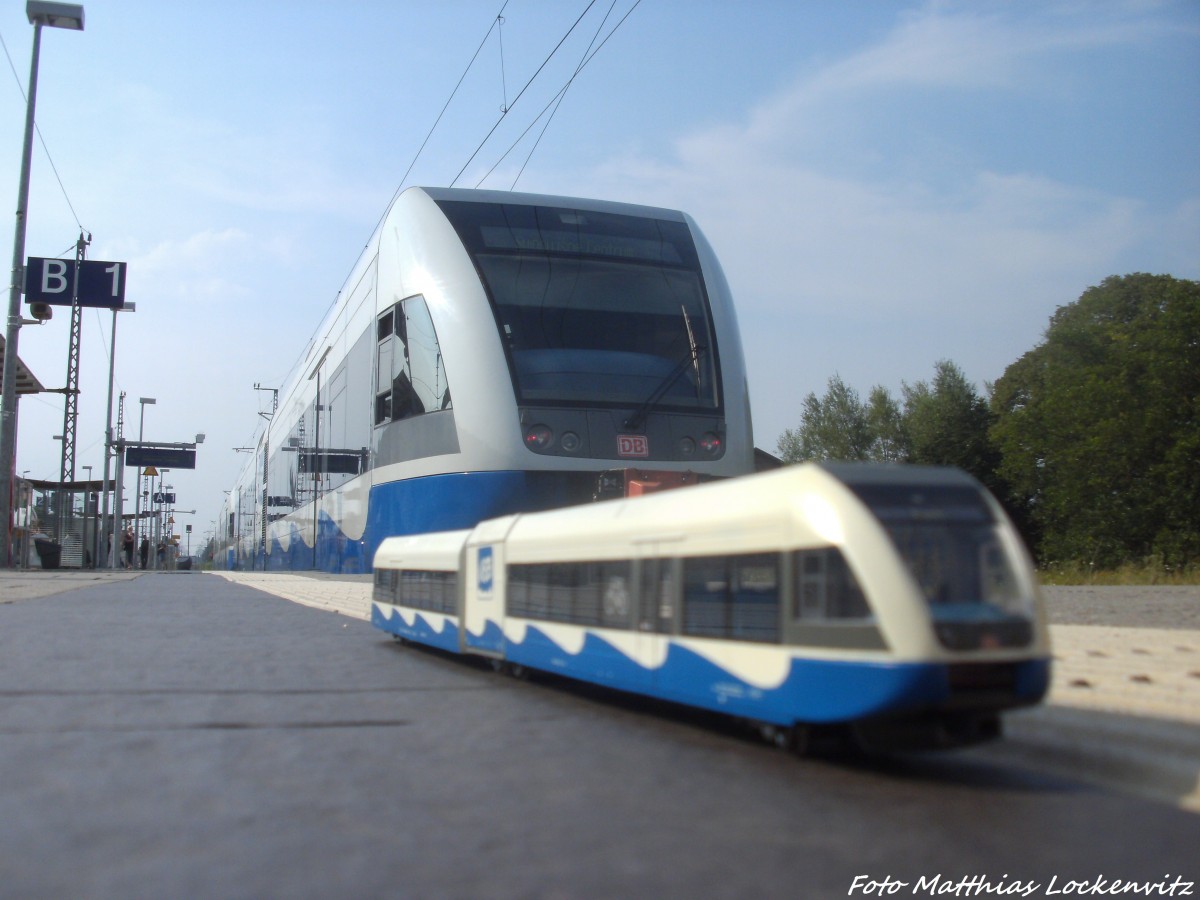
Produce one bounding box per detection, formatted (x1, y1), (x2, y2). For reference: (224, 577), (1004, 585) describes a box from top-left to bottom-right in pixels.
(507, 624), (1049, 723)
(373, 612), (1050, 724)
(372, 605), (461, 653)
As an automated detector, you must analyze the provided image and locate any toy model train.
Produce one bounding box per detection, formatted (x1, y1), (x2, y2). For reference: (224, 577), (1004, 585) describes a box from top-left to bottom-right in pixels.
(215, 187), (755, 573)
(371, 461), (1052, 751)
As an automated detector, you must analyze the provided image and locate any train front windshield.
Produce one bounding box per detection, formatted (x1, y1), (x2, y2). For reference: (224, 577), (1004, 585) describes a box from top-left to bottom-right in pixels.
(437, 200), (721, 412)
(840, 476), (1036, 650)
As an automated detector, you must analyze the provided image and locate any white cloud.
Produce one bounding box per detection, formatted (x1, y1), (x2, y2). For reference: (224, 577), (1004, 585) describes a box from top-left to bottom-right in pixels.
(549, 1), (1198, 448)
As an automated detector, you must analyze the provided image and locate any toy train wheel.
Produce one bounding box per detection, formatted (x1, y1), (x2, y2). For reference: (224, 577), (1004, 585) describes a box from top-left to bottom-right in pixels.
(758, 723), (810, 755)
(490, 659), (530, 680)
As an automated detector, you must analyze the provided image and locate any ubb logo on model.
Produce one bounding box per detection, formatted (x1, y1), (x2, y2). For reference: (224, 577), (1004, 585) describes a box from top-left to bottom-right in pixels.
(477, 546), (494, 596)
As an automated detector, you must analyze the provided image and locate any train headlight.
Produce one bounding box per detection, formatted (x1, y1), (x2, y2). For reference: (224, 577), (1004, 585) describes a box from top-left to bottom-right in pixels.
(678, 436), (696, 457)
(699, 432), (722, 455)
(524, 424), (553, 450)
(560, 431), (582, 452)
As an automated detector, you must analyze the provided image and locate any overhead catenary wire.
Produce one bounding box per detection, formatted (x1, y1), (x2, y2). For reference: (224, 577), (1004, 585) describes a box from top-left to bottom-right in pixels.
(311, 1), (641, 383)
(0, 28), (86, 234)
(377, 0), (511, 233)
(450, 0), (598, 188)
(475, 1), (616, 189)
(472, 0), (642, 191)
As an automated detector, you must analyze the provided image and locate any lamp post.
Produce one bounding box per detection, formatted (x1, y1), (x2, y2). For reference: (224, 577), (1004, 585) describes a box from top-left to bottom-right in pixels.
(133, 397), (154, 565)
(0, 1), (84, 567)
(100, 302), (133, 568)
(81, 462), (93, 566)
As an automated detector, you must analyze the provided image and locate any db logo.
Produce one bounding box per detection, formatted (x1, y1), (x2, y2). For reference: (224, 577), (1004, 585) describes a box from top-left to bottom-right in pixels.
(617, 434), (649, 458)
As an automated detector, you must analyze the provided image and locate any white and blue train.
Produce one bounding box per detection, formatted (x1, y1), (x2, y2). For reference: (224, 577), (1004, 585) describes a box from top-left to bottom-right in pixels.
(371, 462), (1052, 750)
(215, 187), (755, 572)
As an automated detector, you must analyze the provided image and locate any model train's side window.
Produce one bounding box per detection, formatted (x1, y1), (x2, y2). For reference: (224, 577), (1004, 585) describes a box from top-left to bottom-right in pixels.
(374, 295), (451, 427)
(792, 548), (871, 621)
(507, 560), (633, 628)
(373, 568), (457, 613)
(682, 553), (780, 643)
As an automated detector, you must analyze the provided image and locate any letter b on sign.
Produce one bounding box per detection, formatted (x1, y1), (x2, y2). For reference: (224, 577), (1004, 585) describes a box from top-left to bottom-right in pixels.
(41, 260), (69, 295)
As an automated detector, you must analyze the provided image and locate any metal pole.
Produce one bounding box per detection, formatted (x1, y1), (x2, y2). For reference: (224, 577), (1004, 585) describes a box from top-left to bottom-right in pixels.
(0, 21), (43, 567)
(133, 398), (152, 565)
(56, 232), (87, 548)
(100, 308), (117, 566)
(111, 440), (124, 568)
(109, 391), (125, 569)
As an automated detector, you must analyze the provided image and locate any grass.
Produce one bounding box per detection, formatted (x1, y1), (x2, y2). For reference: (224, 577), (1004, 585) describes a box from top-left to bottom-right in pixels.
(1038, 560), (1200, 586)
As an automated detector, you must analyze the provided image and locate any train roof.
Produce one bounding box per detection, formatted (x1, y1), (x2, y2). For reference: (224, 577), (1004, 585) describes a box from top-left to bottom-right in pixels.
(497, 464), (854, 561)
(374, 528), (471, 570)
(413, 186), (690, 223)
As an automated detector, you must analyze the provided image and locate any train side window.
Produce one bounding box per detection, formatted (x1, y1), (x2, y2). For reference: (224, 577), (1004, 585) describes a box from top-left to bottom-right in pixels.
(396, 569), (458, 614)
(373, 568), (398, 605)
(792, 548), (870, 620)
(374, 295), (452, 427)
(682, 553), (780, 643)
(374, 335), (394, 425)
(507, 560), (632, 628)
(404, 297), (452, 415)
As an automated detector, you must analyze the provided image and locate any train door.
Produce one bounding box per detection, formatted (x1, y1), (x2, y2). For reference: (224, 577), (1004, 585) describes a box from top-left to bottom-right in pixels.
(308, 349), (329, 569)
(461, 516), (519, 658)
(635, 538), (683, 689)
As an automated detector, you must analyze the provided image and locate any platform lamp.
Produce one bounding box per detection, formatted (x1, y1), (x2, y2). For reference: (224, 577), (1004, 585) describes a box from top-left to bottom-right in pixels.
(0, 2), (85, 567)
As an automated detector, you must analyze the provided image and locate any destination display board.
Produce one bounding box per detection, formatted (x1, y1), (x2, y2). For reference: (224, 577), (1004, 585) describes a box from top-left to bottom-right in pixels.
(125, 447), (196, 469)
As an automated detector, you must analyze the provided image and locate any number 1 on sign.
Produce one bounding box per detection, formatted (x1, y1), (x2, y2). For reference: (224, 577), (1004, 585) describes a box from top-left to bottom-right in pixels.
(105, 263), (121, 297)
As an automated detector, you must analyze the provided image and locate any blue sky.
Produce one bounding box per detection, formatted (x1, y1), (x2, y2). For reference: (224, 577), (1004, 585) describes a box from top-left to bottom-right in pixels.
(2, 0), (1197, 546)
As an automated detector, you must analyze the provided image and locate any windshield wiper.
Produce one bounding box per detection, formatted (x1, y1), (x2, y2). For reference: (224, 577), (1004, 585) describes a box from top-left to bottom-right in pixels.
(623, 342), (708, 431)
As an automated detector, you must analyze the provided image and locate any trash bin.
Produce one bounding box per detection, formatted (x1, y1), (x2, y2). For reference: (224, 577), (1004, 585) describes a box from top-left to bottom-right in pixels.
(34, 538), (62, 569)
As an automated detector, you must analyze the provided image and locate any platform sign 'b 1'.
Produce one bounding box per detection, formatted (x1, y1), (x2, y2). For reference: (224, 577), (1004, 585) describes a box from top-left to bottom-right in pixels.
(24, 257), (128, 309)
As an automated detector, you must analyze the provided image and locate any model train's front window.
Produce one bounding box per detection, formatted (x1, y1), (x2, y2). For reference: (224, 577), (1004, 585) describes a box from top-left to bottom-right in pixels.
(842, 478), (1036, 650)
(438, 200), (719, 410)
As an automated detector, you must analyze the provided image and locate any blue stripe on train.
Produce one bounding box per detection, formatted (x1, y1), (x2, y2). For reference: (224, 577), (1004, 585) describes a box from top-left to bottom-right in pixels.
(371, 610), (1052, 725)
(372, 604), (461, 653)
(246, 470), (570, 574)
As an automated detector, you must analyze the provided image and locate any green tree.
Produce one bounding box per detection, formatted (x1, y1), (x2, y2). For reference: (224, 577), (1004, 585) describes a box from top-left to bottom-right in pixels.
(777, 374), (873, 462)
(990, 274), (1200, 567)
(866, 385), (908, 462)
(902, 360), (1001, 491)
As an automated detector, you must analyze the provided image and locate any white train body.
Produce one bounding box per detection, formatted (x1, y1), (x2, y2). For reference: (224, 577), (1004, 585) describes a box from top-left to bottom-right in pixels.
(216, 187), (755, 572)
(372, 462), (1052, 749)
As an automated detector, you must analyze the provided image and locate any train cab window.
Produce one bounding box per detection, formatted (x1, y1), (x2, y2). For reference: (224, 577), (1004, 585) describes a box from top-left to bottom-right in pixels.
(835, 473), (1034, 646)
(436, 199), (721, 413)
(375, 295), (452, 427)
(682, 553), (780, 643)
(792, 548), (870, 620)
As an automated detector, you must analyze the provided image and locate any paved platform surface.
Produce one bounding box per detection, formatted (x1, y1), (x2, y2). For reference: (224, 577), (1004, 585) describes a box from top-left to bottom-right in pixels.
(4, 569), (1198, 813)
(5, 571), (1198, 725)
(202, 573), (1200, 725)
(1, 569), (1197, 899)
